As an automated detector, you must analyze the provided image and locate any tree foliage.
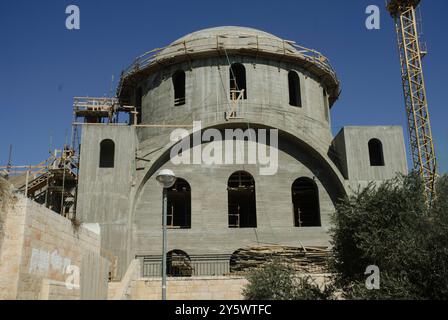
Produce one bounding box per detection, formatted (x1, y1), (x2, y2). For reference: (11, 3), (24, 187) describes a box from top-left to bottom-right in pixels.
(243, 174), (448, 300)
(331, 173), (448, 299)
(243, 261), (334, 300)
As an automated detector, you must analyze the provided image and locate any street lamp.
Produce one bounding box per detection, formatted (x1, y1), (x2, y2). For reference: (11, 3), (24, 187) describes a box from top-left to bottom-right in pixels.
(156, 169), (176, 301)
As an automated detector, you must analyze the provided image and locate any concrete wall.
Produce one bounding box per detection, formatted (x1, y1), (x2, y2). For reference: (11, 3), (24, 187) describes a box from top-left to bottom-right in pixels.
(136, 56), (333, 154)
(0, 196), (108, 300)
(125, 52), (345, 260)
(77, 125), (137, 279)
(75, 30), (408, 281)
(80, 251), (110, 300)
(108, 259), (140, 300)
(133, 135), (345, 257)
(333, 126), (408, 188)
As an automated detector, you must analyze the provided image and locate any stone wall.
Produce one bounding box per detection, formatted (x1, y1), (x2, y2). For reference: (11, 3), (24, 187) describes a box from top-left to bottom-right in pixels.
(0, 196), (108, 300)
(128, 274), (332, 300)
(0, 177), (13, 259)
(130, 277), (248, 300)
(39, 280), (80, 300)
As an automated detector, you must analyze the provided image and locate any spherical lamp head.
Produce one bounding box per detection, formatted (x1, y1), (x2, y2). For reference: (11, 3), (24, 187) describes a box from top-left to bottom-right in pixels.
(156, 169), (176, 188)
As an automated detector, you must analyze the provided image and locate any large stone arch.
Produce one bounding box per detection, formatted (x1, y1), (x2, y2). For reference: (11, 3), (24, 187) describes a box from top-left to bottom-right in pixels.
(126, 122), (347, 261)
(132, 122), (346, 215)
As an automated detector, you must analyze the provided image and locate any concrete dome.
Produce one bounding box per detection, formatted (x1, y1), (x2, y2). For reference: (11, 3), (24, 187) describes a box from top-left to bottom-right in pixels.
(171, 26), (285, 44)
(118, 26), (340, 106)
(159, 26), (299, 60)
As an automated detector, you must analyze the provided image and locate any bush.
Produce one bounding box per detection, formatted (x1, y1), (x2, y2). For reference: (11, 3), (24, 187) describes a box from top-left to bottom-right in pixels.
(242, 173), (448, 300)
(243, 261), (334, 300)
(330, 173), (448, 300)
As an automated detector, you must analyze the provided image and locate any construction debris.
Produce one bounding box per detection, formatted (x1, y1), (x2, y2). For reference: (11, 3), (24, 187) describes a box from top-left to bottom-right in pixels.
(230, 245), (330, 274)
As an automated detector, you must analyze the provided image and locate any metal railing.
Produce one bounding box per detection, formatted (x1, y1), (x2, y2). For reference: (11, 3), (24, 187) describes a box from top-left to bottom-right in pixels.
(136, 253), (329, 278)
(137, 254), (231, 278)
(117, 34), (338, 97)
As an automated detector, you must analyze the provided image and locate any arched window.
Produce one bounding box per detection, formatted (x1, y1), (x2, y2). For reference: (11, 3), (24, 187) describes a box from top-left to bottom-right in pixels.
(135, 87), (142, 124)
(99, 139), (115, 168)
(288, 71), (302, 107)
(291, 178), (321, 227)
(368, 139), (385, 166)
(228, 171), (256, 228)
(173, 70), (186, 106)
(166, 178), (191, 228)
(230, 63), (247, 100)
(167, 250), (192, 277)
(323, 88), (329, 121)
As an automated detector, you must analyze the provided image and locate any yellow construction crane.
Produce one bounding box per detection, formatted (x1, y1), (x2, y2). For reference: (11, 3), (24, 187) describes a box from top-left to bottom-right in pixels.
(387, 0), (437, 203)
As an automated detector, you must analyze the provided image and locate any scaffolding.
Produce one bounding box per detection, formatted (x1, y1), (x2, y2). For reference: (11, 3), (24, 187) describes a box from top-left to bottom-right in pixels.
(0, 147), (78, 218)
(73, 96), (137, 124)
(0, 95), (139, 218)
(116, 33), (340, 108)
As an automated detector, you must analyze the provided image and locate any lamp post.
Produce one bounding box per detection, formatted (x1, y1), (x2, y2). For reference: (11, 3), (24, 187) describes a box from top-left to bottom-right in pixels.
(156, 169), (176, 301)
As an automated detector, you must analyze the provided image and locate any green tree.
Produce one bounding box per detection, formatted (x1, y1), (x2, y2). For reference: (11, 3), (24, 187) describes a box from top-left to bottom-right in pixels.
(330, 173), (448, 300)
(243, 261), (334, 300)
(242, 174), (448, 300)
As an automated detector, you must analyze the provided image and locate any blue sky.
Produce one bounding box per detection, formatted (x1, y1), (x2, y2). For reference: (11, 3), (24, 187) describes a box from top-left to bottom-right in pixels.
(0, 0), (446, 173)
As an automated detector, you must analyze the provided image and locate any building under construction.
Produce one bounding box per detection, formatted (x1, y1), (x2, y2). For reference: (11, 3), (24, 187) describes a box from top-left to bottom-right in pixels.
(2, 26), (410, 282)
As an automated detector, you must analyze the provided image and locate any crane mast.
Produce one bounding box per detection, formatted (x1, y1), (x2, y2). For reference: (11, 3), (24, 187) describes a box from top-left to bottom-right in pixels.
(387, 0), (437, 203)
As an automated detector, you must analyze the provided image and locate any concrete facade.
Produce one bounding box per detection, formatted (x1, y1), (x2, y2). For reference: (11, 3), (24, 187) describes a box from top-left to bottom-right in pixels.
(75, 26), (408, 279)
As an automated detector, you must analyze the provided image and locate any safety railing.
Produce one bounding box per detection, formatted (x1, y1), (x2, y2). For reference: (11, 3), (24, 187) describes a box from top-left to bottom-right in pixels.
(136, 253), (329, 278)
(117, 34), (338, 96)
(137, 254), (231, 278)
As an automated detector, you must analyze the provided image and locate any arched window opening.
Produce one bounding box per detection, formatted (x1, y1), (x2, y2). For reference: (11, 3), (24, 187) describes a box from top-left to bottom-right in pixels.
(368, 139), (385, 166)
(99, 139), (115, 168)
(292, 178), (321, 227)
(228, 171), (256, 228)
(166, 178), (191, 229)
(167, 250), (192, 277)
(323, 89), (329, 122)
(135, 87), (142, 124)
(173, 70), (186, 106)
(230, 63), (247, 100)
(288, 71), (302, 107)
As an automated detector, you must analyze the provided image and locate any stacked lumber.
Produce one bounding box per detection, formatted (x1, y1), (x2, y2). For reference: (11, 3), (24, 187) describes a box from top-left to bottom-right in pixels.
(230, 245), (330, 274)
